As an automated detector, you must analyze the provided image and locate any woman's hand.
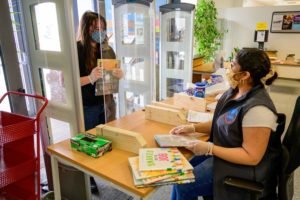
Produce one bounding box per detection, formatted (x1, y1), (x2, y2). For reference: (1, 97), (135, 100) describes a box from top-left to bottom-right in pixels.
(112, 68), (124, 79)
(169, 124), (195, 135)
(186, 140), (213, 156)
(89, 66), (103, 84)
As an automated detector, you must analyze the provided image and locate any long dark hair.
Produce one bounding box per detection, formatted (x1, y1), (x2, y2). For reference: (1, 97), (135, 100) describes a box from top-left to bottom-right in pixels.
(236, 48), (278, 86)
(77, 11), (107, 73)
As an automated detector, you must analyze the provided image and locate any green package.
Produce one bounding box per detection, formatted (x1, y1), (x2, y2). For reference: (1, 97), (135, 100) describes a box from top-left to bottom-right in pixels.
(70, 133), (112, 158)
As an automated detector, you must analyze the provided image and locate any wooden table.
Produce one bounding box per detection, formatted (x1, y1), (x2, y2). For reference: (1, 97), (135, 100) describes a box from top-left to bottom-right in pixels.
(48, 110), (208, 200)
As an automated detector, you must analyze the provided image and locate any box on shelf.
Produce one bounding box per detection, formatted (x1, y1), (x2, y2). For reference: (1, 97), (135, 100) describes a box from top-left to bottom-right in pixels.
(70, 133), (112, 158)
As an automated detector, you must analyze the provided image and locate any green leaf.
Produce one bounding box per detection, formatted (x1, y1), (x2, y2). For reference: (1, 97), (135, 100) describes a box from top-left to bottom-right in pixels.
(194, 0), (226, 62)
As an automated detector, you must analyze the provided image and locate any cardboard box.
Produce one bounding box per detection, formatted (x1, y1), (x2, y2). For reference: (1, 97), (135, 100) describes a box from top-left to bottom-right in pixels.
(70, 133), (112, 158)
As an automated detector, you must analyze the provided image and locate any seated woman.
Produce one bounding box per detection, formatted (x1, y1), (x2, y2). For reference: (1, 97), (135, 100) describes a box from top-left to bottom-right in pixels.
(170, 48), (280, 200)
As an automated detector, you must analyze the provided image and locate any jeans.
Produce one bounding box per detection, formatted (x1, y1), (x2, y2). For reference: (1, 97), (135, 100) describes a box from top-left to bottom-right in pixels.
(83, 104), (105, 130)
(171, 156), (213, 200)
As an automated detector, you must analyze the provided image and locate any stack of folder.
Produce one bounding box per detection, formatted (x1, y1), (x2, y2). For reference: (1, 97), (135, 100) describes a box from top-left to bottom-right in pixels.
(128, 148), (195, 187)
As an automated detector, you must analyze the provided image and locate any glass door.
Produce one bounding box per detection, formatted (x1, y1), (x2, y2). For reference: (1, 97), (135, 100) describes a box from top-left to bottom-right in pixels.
(21, 0), (83, 144)
(20, 0), (84, 195)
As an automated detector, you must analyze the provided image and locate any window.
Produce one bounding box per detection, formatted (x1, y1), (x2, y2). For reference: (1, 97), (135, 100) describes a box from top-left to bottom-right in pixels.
(32, 2), (61, 51)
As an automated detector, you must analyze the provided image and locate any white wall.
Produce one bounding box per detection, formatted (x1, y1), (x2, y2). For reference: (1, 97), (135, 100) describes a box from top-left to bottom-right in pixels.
(214, 0), (243, 9)
(218, 5), (300, 60)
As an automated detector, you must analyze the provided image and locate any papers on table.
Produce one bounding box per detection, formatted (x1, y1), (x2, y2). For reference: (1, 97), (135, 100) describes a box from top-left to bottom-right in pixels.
(154, 134), (199, 147)
(187, 110), (213, 123)
(206, 101), (217, 111)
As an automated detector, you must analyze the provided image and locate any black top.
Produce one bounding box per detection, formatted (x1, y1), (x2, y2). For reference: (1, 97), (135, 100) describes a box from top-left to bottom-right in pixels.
(77, 41), (116, 106)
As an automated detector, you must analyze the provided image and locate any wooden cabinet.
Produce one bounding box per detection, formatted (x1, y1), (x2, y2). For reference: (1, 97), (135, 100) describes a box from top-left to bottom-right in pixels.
(192, 62), (215, 83)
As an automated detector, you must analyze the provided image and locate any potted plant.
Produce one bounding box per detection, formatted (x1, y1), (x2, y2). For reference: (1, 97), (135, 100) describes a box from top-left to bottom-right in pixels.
(194, 0), (224, 62)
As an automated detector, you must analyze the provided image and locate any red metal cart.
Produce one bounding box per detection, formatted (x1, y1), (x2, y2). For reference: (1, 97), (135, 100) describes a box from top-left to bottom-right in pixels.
(0, 91), (48, 199)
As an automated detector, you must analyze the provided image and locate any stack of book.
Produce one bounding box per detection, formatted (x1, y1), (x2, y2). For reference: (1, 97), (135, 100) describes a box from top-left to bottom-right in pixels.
(128, 148), (195, 187)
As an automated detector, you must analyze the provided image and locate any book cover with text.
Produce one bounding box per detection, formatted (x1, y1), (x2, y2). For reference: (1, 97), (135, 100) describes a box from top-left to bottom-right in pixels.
(139, 148), (192, 171)
(95, 59), (120, 95)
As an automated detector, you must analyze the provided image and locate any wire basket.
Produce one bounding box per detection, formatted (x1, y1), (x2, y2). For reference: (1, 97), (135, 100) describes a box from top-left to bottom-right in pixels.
(0, 91), (48, 199)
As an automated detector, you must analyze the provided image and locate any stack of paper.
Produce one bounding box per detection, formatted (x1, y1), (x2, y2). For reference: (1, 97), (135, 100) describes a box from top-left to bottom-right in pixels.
(128, 148), (195, 187)
(154, 134), (199, 147)
(187, 110), (213, 123)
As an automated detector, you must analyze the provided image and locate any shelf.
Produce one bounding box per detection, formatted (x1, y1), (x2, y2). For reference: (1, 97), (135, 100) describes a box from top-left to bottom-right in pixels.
(0, 111), (35, 145)
(0, 146), (36, 188)
(0, 93), (45, 200)
(0, 181), (36, 200)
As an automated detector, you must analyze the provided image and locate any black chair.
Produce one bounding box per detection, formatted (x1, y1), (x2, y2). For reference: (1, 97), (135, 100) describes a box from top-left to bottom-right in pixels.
(224, 96), (300, 200)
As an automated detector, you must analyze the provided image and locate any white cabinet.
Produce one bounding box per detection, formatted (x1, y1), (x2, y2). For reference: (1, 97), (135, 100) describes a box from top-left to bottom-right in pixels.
(273, 63), (300, 80)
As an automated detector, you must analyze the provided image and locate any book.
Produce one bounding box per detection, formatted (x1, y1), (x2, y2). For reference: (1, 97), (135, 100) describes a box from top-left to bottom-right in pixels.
(129, 156), (179, 179)
(154, 134), (199, 147)
(138, 148), (192, 171)
(128, 156), (193, 182)
(95, 59), (120, 95)
(128, 156), (195, 187)
(133, 174), (195, 188)
(131, 171), (195, 188)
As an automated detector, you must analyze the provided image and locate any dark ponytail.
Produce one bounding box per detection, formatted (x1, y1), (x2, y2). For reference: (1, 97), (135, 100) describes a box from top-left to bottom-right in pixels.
(265, 71), (278, 85)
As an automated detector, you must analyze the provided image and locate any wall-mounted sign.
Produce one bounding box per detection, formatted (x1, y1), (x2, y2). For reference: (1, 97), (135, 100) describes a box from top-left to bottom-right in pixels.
(271, 11), (300, 33)
(256, 22), (268, 30)
(254, 30), (268, 42)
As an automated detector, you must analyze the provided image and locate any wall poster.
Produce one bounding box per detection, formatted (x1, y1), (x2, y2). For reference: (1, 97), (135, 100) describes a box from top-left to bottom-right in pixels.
(271, 11), (300, 33)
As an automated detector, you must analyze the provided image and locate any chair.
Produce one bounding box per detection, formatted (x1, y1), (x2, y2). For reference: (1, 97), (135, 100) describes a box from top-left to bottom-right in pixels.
(224, 96), (300, 200)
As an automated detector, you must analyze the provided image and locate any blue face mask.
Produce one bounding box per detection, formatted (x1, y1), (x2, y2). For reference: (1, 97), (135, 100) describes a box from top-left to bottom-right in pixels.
(91, 30), (106, 44)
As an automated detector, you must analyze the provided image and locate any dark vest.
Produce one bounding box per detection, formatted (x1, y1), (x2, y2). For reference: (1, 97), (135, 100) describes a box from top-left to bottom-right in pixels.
(211, 85), (281, 200)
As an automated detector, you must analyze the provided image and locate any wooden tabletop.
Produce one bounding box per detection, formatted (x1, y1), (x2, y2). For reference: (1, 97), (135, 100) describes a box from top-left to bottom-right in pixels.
(193, 62), (215, 73)
(48, 110), (208, 197)
(271, 61), (300, 67)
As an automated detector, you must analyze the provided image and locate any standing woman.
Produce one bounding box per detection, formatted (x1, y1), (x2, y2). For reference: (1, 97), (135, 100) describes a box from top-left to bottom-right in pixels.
(77, 11), (122, 130)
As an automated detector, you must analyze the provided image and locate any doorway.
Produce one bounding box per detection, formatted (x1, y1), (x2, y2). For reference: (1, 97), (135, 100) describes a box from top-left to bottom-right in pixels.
(1, 0), (85, 196)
